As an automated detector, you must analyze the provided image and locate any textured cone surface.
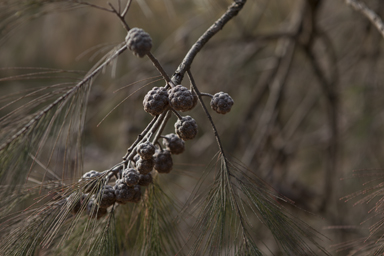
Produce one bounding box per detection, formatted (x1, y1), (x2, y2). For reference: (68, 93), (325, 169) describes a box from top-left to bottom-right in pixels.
(168, 85), (195, 112)
(133, 153), (141, 163)
(136, 157), (154, 174)
(162, 133), (185, 154)
(122, 168), (140, 186)
(98, 185), (116, 208)
(125, 27), (152, 58)
(153, 150), (173, 173)
(143, 87), (169, 116)
(87, 199), (108, 219)
(114, 179), (135, 204)
(138, 173), (153, 186)
(132, 185), (142, 203)
(210, 92), (234, 114)
(175, 115), (198, 141)
(137, 141), (156, 160)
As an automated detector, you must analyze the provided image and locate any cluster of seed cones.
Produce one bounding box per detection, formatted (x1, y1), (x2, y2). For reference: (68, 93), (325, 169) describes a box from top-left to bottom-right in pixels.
(67, 136), (185, 219)
(143, 84), (234, 140)
(66, 27), (235, 220)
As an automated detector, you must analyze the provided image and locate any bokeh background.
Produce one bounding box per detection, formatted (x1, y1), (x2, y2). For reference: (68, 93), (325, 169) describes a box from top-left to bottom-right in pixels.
(1, 0), (384, 254)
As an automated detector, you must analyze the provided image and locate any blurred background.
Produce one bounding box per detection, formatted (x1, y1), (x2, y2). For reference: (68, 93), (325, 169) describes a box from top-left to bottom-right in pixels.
(1, 0), (384, 254)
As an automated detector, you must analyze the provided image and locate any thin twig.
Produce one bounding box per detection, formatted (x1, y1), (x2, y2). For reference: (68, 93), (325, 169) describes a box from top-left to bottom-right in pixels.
(170, 108), (182, 120)
(108, 2), (171, 84)
(152, 110), (171, 145)
(172, 0), (247, 85)
(74, 1), (114, 13)
(123, 111), (168, 165)
(108, 2), (130, 31)
(187, 70), (226, 158)
(122, 115), (159, 161)
(146, 52), (171, 83)
(345, 0), (384, 39)
(200, 92), (213, 98)
(187, 70), (255, 249)
(122, 0), (133, 18)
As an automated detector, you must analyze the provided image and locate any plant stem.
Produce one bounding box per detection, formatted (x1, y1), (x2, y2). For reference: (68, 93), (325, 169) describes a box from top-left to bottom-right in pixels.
(172, 0), (247, 85)
(152, 110), (171, 145)
(146, 52), (171, 83)
(200, 92), (213, 98)
(123, 111), (167, 165)
(170, 108), (182, 120)
(122, 115), (159, 161)
(109, 4), (171, 84)
(108, 2), (131, 31)
(187, 70), (226, 159)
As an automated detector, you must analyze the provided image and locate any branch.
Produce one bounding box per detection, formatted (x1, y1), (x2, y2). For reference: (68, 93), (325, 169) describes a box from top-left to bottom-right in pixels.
(108, 2), (171, 83)
(74, 1), (114, 13)
(121, 0), (133, 18)
(172, 0), (247, 85)
(345, 0), (384, 39)
(108, 2), (130, 31)
(152, 110), (171, 144)
(187, 70), (226, 158)
(122, 115), (159, 161)
(146, 52), (171, 83)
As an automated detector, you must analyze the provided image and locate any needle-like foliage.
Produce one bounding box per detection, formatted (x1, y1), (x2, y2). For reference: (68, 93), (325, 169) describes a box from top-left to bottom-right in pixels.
(0, 173), (117, 255)
(187, 154), (330, 255)
(0, 0), (340, 255)
(0, 43), (127, 197)
(0, 1), (84, 44)
(336, 170), (384, 255)
(114, 181), (184, 256)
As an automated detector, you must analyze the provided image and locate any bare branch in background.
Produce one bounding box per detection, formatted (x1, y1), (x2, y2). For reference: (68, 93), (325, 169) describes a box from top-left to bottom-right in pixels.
(345, 0), (384, 38)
